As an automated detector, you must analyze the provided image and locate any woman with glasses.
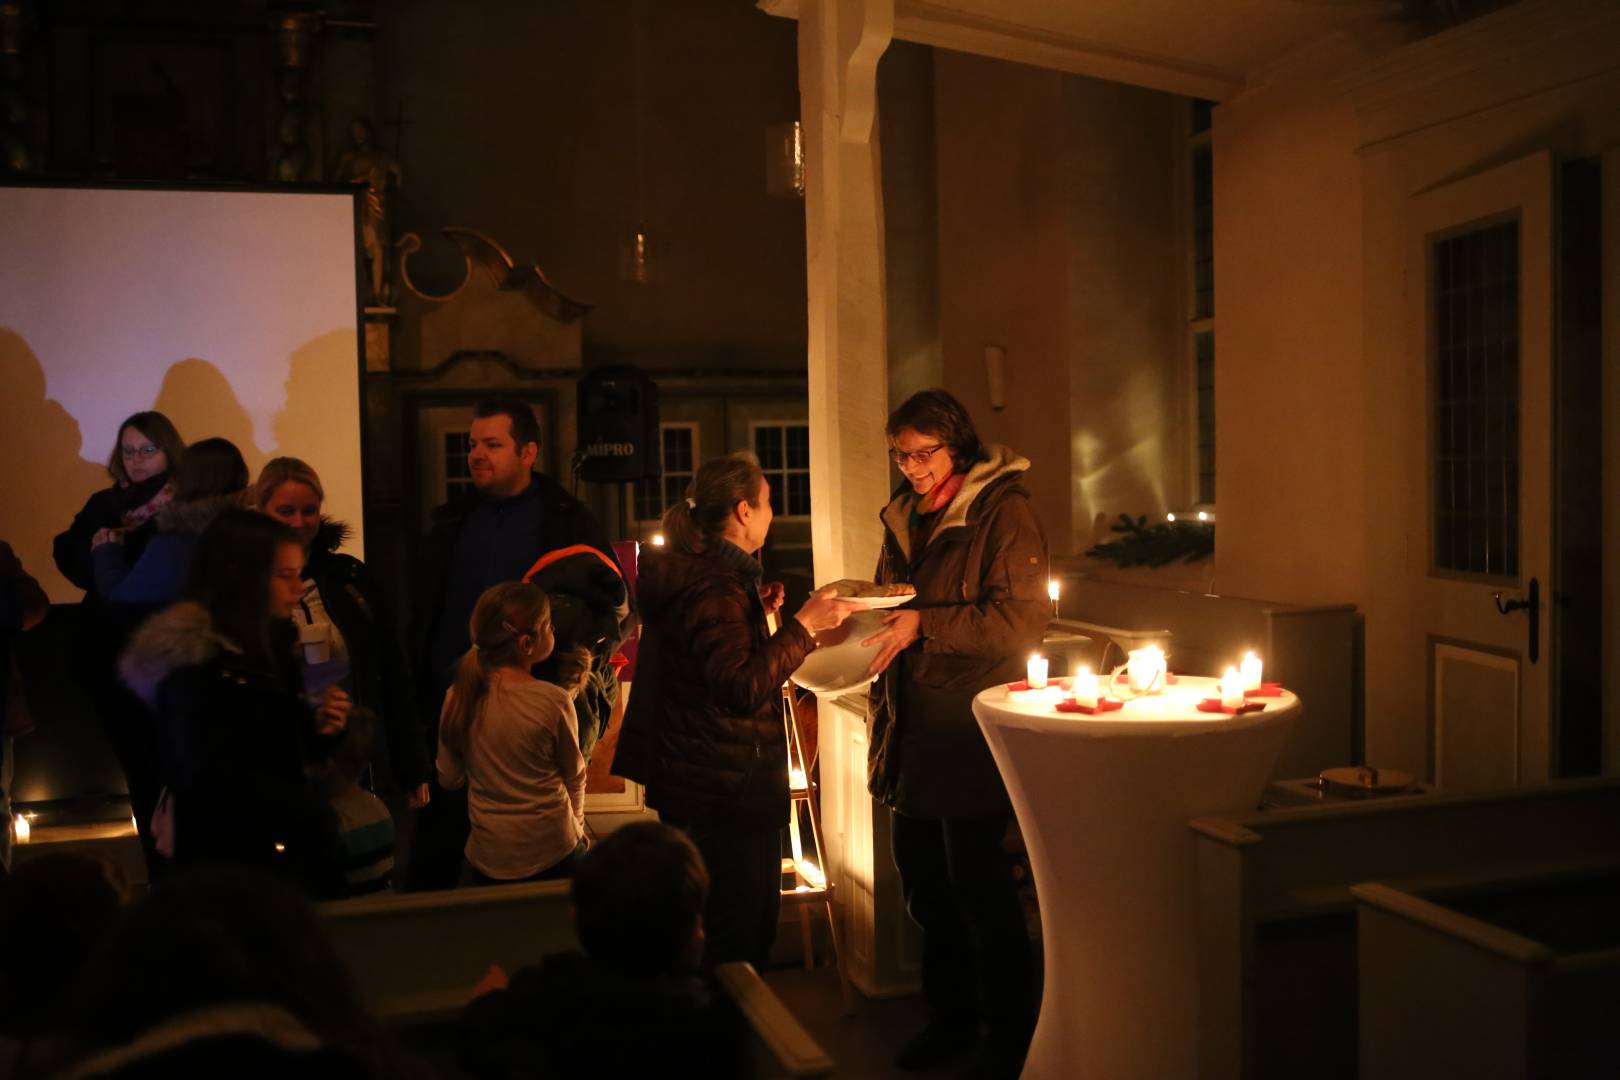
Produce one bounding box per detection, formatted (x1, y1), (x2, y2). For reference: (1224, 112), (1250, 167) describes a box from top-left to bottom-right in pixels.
(53, 411), (186, 602)
(92, 437), (249, 607)
(862, 388), (1049, 1079)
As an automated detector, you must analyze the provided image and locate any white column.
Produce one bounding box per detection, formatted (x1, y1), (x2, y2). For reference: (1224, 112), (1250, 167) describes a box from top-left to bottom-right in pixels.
(795, 0), (893, 585)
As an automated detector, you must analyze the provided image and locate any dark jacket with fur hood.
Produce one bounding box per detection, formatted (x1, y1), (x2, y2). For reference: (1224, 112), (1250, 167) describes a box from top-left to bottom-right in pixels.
(867, 445), (1049, 818)
(611, 543), (814, 826)
(304, 520), (427, 789)
(92, 493), (241, 608)
(119, 602), (342, 896)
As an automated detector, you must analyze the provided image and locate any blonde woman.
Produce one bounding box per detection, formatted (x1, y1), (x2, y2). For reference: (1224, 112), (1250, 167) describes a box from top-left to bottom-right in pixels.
(437, 582), (590, 885)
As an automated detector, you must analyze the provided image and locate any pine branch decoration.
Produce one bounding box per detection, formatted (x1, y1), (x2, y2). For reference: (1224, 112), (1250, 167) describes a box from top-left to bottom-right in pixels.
(1084, 514), (1214, 568)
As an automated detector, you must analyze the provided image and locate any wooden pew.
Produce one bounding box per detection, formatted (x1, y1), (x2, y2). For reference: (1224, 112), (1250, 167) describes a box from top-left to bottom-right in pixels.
(1189, 777), (1620, 1080)
(318, 883), (834, 1077)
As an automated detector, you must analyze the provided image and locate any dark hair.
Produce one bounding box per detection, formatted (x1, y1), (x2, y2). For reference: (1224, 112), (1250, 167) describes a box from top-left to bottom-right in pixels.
(0, 853), (129, 1038)
(172, 437), (250, 502)
(59, 866), (384, 1056)
(659, 453), (765, 556)
(572, 823), (709, 976)
(184, 509), (299, 668)
(473, 398), (541, 455)
(108, 410), (185, 486)
(886, 388), (986, 471)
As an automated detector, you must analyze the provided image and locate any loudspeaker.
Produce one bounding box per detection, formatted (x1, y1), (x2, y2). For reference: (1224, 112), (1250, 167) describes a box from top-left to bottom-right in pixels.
(576, 365), (660, 482)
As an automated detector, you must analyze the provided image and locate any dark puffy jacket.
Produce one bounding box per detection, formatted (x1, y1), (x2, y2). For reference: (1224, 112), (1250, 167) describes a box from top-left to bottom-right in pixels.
(867, 445), (1050, 819)
(304, 520), (427, 789)
(611, 545), (814, 826)
(119, 602), (343, 897)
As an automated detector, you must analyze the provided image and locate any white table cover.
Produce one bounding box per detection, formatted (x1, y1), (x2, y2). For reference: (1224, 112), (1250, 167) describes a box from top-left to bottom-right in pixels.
(974, 676), (1301, 1079)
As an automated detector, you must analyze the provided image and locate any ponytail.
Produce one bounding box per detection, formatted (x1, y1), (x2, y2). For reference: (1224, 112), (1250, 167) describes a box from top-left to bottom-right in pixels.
(439, 582), (551, 756)
(659, 453), (765, 556)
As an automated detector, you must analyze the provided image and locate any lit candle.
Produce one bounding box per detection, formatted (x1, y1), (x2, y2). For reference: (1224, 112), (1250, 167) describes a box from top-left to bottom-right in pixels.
(1241, 651), (1263, 692)
(1221, 665), (1246, 709)
(1126, 645), (1167, 694)
(1073, 665), (1098, 709)
(13, 814), (30, 845)
(650, 533), (665, 546)
(1027, 653), (1048, 689)
(1047, 579), (1060, 617)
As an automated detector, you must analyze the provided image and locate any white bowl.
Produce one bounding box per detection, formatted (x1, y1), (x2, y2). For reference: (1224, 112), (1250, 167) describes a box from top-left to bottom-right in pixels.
(790, 609), (887, 695)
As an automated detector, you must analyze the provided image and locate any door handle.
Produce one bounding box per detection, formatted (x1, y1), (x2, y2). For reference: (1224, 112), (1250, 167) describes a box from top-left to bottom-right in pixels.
(1492, 577), (1540, 664)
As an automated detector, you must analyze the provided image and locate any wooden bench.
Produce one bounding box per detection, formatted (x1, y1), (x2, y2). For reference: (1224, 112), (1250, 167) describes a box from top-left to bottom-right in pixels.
(1355, 876), (1620, 1080)
(318, 882), (834, 1077)
(1189, 777), (1620, 1080)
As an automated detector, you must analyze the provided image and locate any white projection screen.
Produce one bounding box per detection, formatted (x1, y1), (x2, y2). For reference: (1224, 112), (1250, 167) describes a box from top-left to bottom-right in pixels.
(0, 184), (366, 603)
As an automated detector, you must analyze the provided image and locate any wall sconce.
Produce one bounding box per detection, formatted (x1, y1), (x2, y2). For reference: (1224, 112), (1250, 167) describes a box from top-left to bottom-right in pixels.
(985, 345), (1006, 410)
(766, 121), (805, 198)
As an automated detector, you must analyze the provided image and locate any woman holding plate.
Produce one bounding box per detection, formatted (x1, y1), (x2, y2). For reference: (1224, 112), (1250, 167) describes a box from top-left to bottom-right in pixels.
(862, 388), (1050, 1079)
(612, 453), (856, 968)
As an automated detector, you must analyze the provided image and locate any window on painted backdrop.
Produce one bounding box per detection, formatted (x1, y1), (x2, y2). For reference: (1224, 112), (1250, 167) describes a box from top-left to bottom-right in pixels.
(631, 423), (699, 524)
(752, 421), (811, 518)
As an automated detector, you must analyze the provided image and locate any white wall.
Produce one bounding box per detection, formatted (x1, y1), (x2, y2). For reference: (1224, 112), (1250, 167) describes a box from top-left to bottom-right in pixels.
(0, 186), (364, 602)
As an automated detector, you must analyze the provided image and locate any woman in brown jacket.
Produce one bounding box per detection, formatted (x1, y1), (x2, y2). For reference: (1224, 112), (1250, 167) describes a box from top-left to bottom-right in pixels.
(613, 454), (855, 968)
(863, 389), (1049, 1079)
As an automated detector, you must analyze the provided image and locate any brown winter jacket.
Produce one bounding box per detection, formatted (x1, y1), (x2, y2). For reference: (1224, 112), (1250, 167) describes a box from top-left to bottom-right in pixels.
(611, 541), (816, 826)
(867, 445), (1049, 818)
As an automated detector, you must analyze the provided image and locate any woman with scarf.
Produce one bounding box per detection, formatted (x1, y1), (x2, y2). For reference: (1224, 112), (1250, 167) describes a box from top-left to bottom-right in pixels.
(53, 411), (185, 600)
(862, 389), (1049, 1080)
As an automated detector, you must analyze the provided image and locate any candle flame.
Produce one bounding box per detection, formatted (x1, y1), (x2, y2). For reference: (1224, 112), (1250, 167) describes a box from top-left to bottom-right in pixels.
(650, 533), (665, 546)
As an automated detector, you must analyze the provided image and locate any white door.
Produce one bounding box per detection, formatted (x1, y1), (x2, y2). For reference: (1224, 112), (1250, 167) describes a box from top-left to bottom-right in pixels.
(1409, 150), (1555, 792)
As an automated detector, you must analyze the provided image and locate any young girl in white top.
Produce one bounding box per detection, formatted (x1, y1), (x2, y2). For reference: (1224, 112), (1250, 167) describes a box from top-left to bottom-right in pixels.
(437, 582), (591, 885)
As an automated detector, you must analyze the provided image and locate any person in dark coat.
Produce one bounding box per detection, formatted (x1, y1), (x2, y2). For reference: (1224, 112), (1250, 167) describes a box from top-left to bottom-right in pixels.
(408, 398), (632, 891)
(862, 389), (1049, 1079)
(92, 437), (248, 608)
(251, 457), (428, 808)
(52, 410), (185, 602)
(613, 454), (854, 968)
(456, 822), (746, 1080)
(118, 510), (350, 897)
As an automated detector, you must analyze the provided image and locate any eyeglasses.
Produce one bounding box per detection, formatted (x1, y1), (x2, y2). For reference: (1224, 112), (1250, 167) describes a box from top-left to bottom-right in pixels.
(890, 444), (947, 467)
(120, 444), (161, 459)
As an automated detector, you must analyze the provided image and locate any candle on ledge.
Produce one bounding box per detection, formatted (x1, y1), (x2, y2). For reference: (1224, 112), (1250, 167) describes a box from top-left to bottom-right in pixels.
(1027, 653), (1049, 689)
(1073, 665), (1098, 709)
(13, 814), (29, 845)
(1221, 665), (1246, 709)
(1047, 578), (1060, 617)
(1241, 650), (1263, 692)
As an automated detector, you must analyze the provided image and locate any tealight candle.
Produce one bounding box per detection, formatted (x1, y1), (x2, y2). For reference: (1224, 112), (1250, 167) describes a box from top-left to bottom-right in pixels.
(1126, 645), (1167, 694)
(1221, 665), (1246, 709)
(1027, 654), (1048, 689)
(1073, 666), (1098, 709)
(1241, 651), (1263, 692)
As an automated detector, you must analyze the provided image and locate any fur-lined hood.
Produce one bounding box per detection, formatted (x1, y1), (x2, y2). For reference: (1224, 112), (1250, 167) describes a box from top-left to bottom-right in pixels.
(880, 443), (1030, 564)
(119, 601), (230, 706)
(155, 493), (243, 535)
(310, 518), (353, 557)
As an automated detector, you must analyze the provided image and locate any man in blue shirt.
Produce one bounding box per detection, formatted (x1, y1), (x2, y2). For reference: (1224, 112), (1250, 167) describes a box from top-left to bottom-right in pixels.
(408, 399), (632, 890)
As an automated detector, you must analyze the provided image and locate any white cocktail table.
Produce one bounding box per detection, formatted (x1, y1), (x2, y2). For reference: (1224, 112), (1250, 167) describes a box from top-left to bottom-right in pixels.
(973, 676), (1301, 1079)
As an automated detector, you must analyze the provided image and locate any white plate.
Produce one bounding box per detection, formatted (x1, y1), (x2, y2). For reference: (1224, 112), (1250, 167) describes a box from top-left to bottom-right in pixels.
(842, 593), (914, 609)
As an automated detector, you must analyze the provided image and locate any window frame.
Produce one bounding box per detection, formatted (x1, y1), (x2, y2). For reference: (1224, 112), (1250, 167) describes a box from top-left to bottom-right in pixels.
(627, 421), (701, 526)
(748, 419), (812, 521)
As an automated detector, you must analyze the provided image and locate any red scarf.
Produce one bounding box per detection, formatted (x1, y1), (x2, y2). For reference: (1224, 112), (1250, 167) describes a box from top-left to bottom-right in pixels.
(908, 471), (967, 554)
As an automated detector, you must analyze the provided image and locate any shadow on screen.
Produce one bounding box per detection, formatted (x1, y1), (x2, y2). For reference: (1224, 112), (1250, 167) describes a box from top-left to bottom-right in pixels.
(0, 328), (110, 604)
(153, 357), (269, 475)
(272, 328), (361, 499)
